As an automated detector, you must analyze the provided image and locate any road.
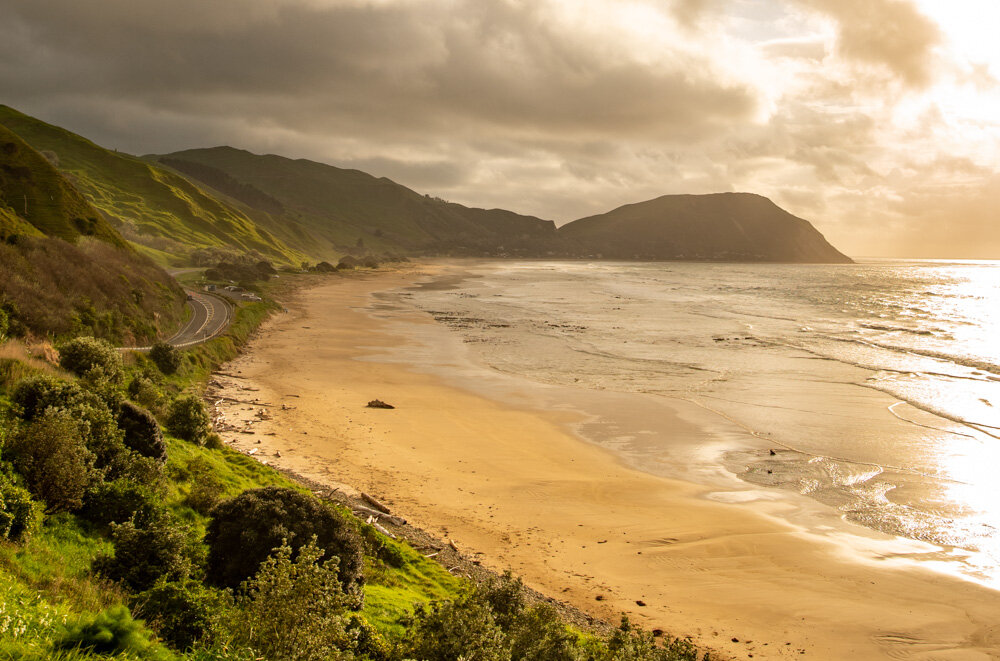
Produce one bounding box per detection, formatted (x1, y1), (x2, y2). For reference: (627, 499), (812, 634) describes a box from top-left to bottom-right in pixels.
(164, 289), (232, 347)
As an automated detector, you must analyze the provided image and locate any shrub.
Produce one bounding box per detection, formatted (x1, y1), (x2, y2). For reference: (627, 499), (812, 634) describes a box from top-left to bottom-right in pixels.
(478, 570), (527, 632)
(149, 341), (181, 375)
(166, 395), (211, 444)
(128, 374), (165, 412)
(509, 604), (585, 661)
(346, 614), (392, 661)
(601, 616), (702, 661)
(79, 479), (160, 528)
(10, 374), (87, 420)
(94, 513), (198, 592)
(118, 400), (167, 463)
(6, 407), (99, 512)
(0, 471), (41, 543)
(183, 471), (226, 516)
(229, 539), (352, 661)
(205, 487), (364, 600)
(133, 579), (232, 651)
(401, 596), (508, 661)
(58, 336), (125, 384)
(55, 605), (168, 659)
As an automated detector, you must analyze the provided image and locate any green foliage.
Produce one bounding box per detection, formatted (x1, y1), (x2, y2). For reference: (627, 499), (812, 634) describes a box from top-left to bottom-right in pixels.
(149, 342), (181, 375)
(401, 595), (508, 661)
(478, 570), (527, 632)
(204, 486), (364, 600)
(228, 539), (353, 661)
(603, 616), (702, 661)
(127, 374), (165, 414)
(58, 336), (124, 384)
(166, 395), (211, 445)
(117, 400), (167, 463)
(5, 407), (99, 513)
(508, 605), (585, 661)
(0, 470), (42, 542)
(0, 307), (8, 340)
(94, 514), (199, 593)
(181, 468), (225, 517)
(78, 479), (159, 529)
(54, 605), (170, 659)
(133, 579), (232, 652)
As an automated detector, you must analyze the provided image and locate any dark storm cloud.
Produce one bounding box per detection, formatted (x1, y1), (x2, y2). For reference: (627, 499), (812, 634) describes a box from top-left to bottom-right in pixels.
(0, 0), (756, 148)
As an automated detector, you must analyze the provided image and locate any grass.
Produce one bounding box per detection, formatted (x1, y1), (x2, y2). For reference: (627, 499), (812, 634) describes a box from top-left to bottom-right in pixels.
(0, 105), (307, 268)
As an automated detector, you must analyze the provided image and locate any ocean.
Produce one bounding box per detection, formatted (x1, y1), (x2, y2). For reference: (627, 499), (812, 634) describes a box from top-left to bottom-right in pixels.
(377, 259), (1000, 585)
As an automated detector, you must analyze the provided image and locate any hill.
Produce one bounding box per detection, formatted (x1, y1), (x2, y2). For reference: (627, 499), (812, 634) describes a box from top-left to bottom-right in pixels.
(0, 106), (306, 267)
(558, 192), (852, 263)
(155, 147), (560, 257)
(0, 125), (186, 343)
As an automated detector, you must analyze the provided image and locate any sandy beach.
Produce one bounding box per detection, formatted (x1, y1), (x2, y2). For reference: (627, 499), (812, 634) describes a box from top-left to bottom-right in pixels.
(212, 264), (1000, 660)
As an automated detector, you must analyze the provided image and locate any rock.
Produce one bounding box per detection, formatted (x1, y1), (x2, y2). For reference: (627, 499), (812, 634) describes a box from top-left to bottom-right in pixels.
(367, 399), (395, 409)
(636, 600), (646, 607)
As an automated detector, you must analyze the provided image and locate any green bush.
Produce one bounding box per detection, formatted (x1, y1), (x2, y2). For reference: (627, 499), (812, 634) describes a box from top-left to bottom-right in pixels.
(401, 596), (508, 661)
(10, 374), (88, 420)
(602, 616), (703, 661)
(228, 539), (352, 661)
(128, 374), (165, 413)
(478, 570), (527, 632)
(0, 470), (41, 542)
(79, 478), (160, 528)
(94, 513), (198, 592)
(118, 400), (167, 463)
(149, 341), (182, 375)
(166, 395), (212, 445)
(183, 471), (225, 516)
(508, 604), (585, 661)
(205, 487), (365, 600)
(133, 579), (232, 652)
(54, 605), (169, 659)
(57, 336), (125, 384)
(6, 407), (99, 512)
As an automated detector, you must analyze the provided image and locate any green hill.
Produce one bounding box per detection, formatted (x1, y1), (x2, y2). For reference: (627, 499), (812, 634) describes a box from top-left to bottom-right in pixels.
(0, 106), (306, 266)
(558, 193), (853, 263)
(0, 125), (186, 343)
(155, 147), (560, 257)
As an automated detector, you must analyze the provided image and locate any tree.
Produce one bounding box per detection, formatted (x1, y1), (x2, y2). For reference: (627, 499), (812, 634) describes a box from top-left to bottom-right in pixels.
(0, 470), (41, 542)
(58, 336), (125, 384)
(117, 401), (167, 463)
(401, 596), (508, 661)
(229, 539), (353, 661)
(6, 407), (99, 512)
(204, 487), (364, 600)
(149, 341), (181, 375)
(94, 513), (199, 592)
(166, 395), (211, 444)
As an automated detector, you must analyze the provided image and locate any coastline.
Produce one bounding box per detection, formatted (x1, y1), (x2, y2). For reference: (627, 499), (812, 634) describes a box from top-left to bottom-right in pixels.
(211, 263), (1000, 660)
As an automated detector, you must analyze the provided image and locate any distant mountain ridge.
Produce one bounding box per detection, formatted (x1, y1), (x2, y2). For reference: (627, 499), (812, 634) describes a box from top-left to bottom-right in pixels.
(559, 193), (852, 263)
(154, 147), (558, 257)
(0, 105), (852, 264)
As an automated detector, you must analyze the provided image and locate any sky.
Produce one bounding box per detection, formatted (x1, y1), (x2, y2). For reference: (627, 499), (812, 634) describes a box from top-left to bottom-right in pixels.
(2, 0), (998, 258)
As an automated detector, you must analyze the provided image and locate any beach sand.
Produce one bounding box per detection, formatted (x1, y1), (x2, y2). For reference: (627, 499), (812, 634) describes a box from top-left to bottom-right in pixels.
(213, 265), (1000, 660)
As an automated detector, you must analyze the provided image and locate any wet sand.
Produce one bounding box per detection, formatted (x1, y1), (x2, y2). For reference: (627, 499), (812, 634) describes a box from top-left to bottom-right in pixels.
(213, 265), (1000, 660)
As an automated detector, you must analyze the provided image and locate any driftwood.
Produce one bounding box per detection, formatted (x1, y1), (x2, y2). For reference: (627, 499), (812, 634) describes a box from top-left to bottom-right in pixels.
(361, 492), (391, 514)
(214, 372), (247, 379)
(353, 505), (406, 526)
(371, 521), (396, 539)
(447, 539), (459, 552)
(366, 399), (395, 409)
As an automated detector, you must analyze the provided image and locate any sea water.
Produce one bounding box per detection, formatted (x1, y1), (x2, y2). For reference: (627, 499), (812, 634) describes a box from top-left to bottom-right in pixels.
(386, 259), (1000, 584)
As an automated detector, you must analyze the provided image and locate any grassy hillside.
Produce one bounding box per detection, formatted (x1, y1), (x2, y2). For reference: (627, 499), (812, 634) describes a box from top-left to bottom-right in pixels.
(155, 147), (559, 257)
(0, 127), (186, 343)
(559, 192), (853, 263)
(0, 106), (306, 267)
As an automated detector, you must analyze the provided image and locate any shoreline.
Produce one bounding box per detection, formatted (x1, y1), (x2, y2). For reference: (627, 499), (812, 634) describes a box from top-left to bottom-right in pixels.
(211, 263), (1000, 660)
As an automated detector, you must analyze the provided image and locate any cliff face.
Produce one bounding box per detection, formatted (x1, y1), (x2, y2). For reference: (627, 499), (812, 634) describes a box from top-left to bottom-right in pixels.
(558, 192), (852, 263)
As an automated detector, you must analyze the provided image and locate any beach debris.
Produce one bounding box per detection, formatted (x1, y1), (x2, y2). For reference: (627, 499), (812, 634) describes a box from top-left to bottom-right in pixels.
(424, 551), (439, 558)
(366, 399), (395, 409)
(652, 629), (663, 637)
(597, 539), (608, 544)
(635, 600), (646, 607)
(248, 448), (258, 455)
(361, 492), (392, 513)
(447, 538), (459, 552)
(353, 505), (406, 526)
(595, 595), (604, 601)
(769, 449), (777, 456)
(274, 451), (281, 458)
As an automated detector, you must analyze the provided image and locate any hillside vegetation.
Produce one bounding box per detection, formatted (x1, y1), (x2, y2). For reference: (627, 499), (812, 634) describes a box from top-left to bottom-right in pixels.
(155, 147), (560, 257)
(0, 106), (306, 267)
(0, 126), (186, 343)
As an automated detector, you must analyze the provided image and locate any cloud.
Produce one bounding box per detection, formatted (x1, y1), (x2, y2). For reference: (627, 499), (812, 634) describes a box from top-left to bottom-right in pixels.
(790, 0), (941, 87)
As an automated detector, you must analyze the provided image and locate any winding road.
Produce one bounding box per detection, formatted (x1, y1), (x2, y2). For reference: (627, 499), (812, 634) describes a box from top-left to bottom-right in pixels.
(165, 289), (232, 347)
